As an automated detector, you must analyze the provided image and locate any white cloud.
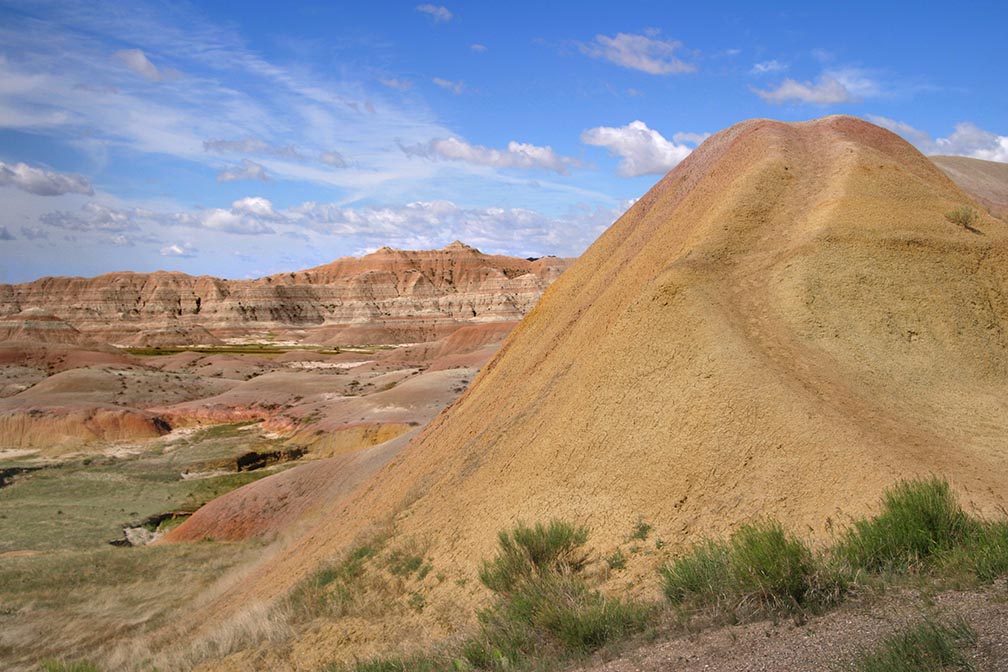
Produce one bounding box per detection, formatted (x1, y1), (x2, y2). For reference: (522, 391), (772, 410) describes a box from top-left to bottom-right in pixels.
(581, 32), (695, 75)
(754, 68), (881, 105)
(40, 202), (140, 232)
(319, 150), (346, 167)
(197, 208), (275, 234)
(416, 4), (453, 22)
(113, 48), (179, 82)
(867, 116), (1008, 163)
(751, 60), (786, 75)
(432, 77), (464, 94)
(471, 44), (488, 53)
(753, 74), (857, 105)
(581, 120), (700, 177)
(231, 196), (279, 218)
(20, 225), (48, 240)
(160, 242), (196, 257)
(0, 226), (13, 241)
(217, 159), (269, 182)
(203, 137), (302, 159)
(401, 137), (579, 174)
(0, 161), (94, 196)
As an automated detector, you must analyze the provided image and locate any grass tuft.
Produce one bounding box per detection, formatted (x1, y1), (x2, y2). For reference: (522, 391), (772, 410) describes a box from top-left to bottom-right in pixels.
(478, 520), (589, 595)
(835, 477), (974, 573)
(660, 520), (837, 616)
(945, 205), (979, 229)
(38, 662), (103, 672)
(853, 617), (976, 672)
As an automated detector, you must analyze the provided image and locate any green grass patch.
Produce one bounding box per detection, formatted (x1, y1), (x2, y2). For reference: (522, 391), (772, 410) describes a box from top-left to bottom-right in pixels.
(660, 520), (840, 617)
(287, 543), (381, 620)
(853, 617), (976, 672)
(835, 477), (974, 574)
(478, 520), (589, 595)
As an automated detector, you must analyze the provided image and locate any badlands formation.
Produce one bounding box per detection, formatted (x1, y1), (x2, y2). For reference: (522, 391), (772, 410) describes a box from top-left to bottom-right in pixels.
(164, 115), (1008, 666)
(0, 242), (571, 346)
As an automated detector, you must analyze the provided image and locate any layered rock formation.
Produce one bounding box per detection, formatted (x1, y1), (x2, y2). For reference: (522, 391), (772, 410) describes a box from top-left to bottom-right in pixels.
(0, 242), (572, 345)
(931, 154), (1008, 221)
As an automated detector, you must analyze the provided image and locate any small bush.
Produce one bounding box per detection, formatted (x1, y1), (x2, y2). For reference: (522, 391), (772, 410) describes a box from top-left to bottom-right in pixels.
(630, 520), (652, 541)
(853, 617), (976, 672)
(836, 478), (973, 573)
(945, 205), (979, 229)
(660, 520), (832, 616)
(478, 520), (589, 595)
(287, 543), (378, 619)
(606, 548), (627, 570)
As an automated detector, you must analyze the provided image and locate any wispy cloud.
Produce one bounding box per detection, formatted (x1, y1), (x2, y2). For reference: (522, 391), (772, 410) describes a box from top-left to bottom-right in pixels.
(471, 44), (488, 53)
(432, 77), (464, 94)
(319, 151), (347, 168)
(751, 60), (787, 75)
(416, 4), (453, 22)
(217, 159), (270, 182)
(581, 121), (703, 177)
(868, 116), (1008, 162)
(113, 48), (180, 82)
(379, 77), (412, 90)
(0, 161), (94, 196)
(203, 137), (302, 159)
(581, 32), (695, 75)
(401, 137), (579, 174)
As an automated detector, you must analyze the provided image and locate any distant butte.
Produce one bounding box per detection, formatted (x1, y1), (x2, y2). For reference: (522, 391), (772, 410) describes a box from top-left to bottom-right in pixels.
(0, 244), (574, 346)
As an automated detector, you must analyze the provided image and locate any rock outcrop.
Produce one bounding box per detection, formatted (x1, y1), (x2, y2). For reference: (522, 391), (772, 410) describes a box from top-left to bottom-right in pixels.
(0, 243), (572, 345)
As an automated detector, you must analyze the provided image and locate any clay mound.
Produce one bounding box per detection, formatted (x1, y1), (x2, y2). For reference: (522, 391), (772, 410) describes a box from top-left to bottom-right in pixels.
(245, 115), (1008, 583)
(0, 342), (136, 372)
(931, 155), (1008, 221)
(161, 432), (414, 543)
(0, 405), (169, 452)
(379, 321), (515, 369)
(0, 308), (93, 345)
(123, 324), (223, 347)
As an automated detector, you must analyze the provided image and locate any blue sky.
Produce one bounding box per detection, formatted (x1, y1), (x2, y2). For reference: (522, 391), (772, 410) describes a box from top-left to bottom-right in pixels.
(0, 0), (1005, 282)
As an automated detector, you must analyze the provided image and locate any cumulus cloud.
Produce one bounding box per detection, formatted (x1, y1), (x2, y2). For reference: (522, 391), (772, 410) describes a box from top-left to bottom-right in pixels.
(0, 226), (13, 241)
(867, 116), (1008, 162)
(217, 159), (270, 182)
(203, 138), (301, 159)
(753, 74), (856, 104)
(112, 48), (179, 81)
(432, 77), (464, 94)
(160, 242), (196, 257)
(0, 161), (94, 196)
(416, 4), (453, 22)
(401, 137), (579, 174)
(41, 202), (140, 232)
(753, 68), (881, 105)
(20, 225), (48, 240)
(231, 196), (280, 219)
(581, 120), (701, 177)
(751, 60), (786, 75)
(581, 32), (695, 75)
(319, 151), (347, 168)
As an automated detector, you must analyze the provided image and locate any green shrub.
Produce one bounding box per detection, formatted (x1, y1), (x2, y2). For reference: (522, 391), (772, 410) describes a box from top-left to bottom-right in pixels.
(630, 520), (652, 541)
(853, 617), (976, 672)
(606, 548), (627, 570)
(478, 520), (589, 594)
(945, 205), (979, 229)
(836, 478), (974, 573)
(660, 520), (833, 616)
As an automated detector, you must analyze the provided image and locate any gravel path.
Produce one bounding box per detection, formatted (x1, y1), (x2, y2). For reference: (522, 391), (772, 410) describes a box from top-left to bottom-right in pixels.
(577, 583), (1008, 672)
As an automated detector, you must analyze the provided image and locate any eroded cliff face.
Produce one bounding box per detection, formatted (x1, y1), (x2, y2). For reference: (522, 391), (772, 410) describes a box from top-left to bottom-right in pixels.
(0, 242), (572, 344)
